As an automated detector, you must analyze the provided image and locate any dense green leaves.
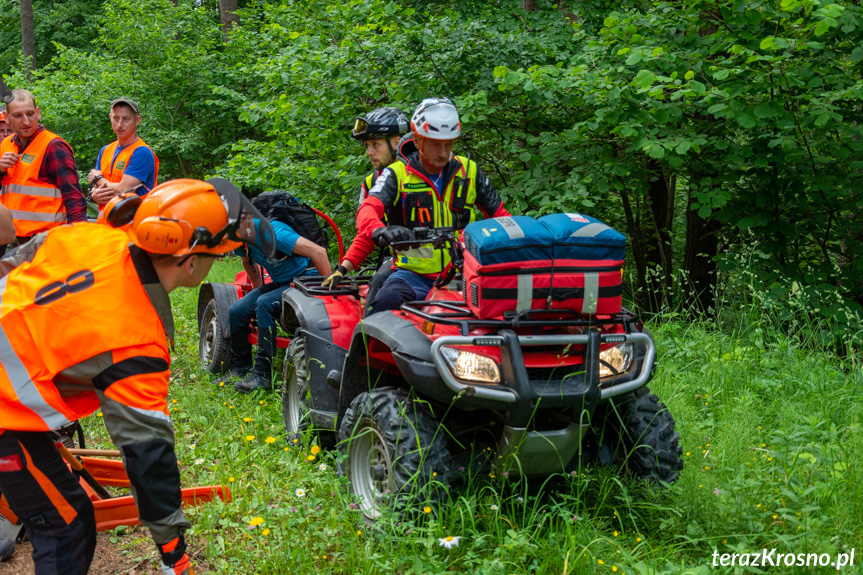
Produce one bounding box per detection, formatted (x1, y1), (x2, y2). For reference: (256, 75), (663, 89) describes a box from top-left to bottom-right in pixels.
(2, 0), (862, 341)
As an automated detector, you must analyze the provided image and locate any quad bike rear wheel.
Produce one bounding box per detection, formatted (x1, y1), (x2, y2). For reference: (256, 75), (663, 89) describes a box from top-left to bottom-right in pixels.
(579, 386), (683, 484)
(338, 387), (450, 521)
(282, 336), (335, 448)
(199, 299), (232, 374)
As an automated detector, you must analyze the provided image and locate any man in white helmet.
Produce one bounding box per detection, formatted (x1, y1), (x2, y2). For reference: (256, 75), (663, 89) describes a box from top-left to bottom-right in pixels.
(341, 97), (511, 314)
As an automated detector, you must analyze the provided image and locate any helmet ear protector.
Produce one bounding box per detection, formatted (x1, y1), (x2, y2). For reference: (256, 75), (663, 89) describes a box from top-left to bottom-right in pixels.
(104, 193), (142, 228)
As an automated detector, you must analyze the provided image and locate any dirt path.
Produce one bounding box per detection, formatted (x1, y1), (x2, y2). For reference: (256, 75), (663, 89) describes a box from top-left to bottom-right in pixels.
(0, 532), (162, 575)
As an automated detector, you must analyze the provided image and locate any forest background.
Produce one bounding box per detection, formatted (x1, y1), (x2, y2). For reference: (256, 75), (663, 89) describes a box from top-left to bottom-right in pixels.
(2, 2), (863, 574)
(3, 0), (863, 345)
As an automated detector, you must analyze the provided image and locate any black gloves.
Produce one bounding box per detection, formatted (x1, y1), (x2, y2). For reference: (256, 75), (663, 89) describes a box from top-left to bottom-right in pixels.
(372, 226), (413, 248)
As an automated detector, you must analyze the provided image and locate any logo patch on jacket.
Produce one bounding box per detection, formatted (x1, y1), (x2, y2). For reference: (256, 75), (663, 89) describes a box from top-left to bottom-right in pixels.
(115, 161), (126, 169)
(20, 154), (35, 164)
(403, 183), (430, 190)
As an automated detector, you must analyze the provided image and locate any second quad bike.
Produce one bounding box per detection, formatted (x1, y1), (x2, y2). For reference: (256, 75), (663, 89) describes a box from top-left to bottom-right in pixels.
(274, 225), (683, 520)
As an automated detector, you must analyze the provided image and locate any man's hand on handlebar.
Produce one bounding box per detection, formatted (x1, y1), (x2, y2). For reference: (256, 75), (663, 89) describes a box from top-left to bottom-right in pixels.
(372, 225), (413, 248)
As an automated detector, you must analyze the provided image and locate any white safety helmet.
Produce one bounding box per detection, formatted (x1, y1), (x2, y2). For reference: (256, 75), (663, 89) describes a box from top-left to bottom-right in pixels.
(410, 97), (461, 140)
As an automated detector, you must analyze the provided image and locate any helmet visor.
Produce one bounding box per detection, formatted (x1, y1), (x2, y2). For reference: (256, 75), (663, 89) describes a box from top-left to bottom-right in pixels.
(206, 178), (277, 259)
(352, 117), (400, 140)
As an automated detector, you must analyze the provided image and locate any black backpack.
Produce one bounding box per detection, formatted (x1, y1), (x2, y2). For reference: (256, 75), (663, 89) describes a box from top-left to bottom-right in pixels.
(250, 190), (329, 255)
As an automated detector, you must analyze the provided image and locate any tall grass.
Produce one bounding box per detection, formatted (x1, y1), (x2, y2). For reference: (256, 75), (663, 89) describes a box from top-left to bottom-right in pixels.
(82, 258), (863, 574)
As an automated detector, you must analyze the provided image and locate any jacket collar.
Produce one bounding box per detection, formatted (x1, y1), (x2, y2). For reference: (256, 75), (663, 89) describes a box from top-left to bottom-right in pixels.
(11, 125), (45, 151)
(129, 244), (175, 344)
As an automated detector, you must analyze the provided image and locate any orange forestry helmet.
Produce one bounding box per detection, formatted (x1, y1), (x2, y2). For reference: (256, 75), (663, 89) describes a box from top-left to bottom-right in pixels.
(0, 110), (7, 123)
(105, 178), (276, 258)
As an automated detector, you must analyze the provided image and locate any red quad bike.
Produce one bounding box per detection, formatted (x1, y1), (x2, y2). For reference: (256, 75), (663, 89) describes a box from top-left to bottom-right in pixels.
(278, 222), (683, 521)
(196, 204), (345, 375)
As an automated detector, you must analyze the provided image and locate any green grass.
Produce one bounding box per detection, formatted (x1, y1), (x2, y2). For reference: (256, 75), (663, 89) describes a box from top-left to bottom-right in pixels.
(83, 259), (863, 574)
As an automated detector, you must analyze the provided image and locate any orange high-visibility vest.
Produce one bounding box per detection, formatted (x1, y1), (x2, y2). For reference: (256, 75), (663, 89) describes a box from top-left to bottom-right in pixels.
(0, 224), (171, 432)
(0, 129), (69, 237)
(97, 138), (159, 221)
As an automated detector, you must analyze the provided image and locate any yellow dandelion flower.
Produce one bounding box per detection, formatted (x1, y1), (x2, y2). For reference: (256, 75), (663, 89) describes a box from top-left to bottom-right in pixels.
(636, 537), (642, 542)
(223, 402), (227, 406)
(357, 530), (362, 536)
(265, 436), (276, 444)
(172, 399), (177, 404)
(699, 484), (703, 488)
(262, 528), (270, 536)
(259, 400), (265, 405)
(423, 506), (432, 514)
(757, 504), (762, 508)
(229, 405), (234, 410)
(613, 567), (618, 573)
(246, 435), (255, 441)
(249, 517), (264, 526)
(307, 455), (316, 462)
(722, 540), (727, 544)
(310, 445), (321, 455)
(432, 472), (437, 477)
(686, 452), (691, 456)
(228, 477), (235, 482)
(97, 412), (103, 417)
(243, 417), (252, 422)
(761, 443), (766, 447)
(219, 382), (224, 387)
(598, 559), (605, 565)
(706, 443), (710, 447)
(613, 531), (618, 537)
(292, 438), (299, 443)
(284, 447), (289, 452)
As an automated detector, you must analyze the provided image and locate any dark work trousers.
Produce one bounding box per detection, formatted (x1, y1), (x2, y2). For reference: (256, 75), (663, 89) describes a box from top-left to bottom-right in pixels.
(228, 281), (288, 375)
(363, 257), (394, 315)
(367, 269), (436, 315)
(0, 430), (96, 575)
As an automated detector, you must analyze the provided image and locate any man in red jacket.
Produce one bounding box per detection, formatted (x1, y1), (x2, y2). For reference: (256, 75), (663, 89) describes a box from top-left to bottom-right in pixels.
(324, 97), (510, 313)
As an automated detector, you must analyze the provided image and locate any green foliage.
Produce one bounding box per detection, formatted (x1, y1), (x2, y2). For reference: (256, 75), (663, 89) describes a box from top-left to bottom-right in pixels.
(5, 0), (863, 343)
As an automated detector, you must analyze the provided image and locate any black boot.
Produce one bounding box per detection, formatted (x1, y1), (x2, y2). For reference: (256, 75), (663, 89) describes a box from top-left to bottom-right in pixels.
(234, 367), (272, 394)
(216, 362), (251, 386)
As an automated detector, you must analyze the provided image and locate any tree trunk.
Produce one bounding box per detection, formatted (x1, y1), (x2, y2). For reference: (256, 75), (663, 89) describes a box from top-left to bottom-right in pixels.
(20, 0), (37, 72)
(637, 161), (675, 315)
(522, 0), (538, 11)
(683, 182), (721, 317)
(219, 0), (239, 36)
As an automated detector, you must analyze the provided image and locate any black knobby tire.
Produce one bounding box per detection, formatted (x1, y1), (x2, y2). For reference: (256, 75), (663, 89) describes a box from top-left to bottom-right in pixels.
(281, 336), (335, 447)
(620, 387), (683, 484)
(199, 299), (232, 374)
(338, 387), (450, 521)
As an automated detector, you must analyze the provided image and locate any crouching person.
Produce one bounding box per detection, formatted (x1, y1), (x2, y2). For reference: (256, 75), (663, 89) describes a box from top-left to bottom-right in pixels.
(226, 208), (331, 393)
(0, 178), (271, 575)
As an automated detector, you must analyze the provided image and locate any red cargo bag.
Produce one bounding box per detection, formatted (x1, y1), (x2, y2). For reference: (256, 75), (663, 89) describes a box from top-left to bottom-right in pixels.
(537, 213), (625, 315)
(462, 214), (626, 319)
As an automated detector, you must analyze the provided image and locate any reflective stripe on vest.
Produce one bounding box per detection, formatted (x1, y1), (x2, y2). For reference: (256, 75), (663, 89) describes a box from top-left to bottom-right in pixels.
(0, 224), (171, 431)
(387, 157), (479, 275)
(0, 129), (68, 236)
(0, 276), (72, 431)
(96, 138), (160, 222)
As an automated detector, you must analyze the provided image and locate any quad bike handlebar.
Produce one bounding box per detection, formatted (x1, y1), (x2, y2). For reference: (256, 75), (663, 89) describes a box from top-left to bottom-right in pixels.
(389, 226), (465, 288)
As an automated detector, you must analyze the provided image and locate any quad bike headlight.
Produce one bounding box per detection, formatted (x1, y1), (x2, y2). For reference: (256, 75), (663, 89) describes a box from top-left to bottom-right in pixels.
(599, 343), (634, 378)
(440, 347), (501, 384)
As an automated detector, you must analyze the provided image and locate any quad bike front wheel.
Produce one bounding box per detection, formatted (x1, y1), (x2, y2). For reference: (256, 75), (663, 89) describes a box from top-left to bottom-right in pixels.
(578, 386), (683, 484)
(199, 299), (232, 374)
(621, 387), (683, 483)
(282, 336), (335, 448)
(338, 387), (450, 521)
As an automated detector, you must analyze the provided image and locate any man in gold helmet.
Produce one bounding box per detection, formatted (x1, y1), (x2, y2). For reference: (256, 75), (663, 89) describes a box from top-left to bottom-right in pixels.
(0, 177), (273, 575)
